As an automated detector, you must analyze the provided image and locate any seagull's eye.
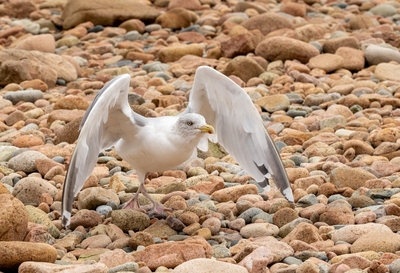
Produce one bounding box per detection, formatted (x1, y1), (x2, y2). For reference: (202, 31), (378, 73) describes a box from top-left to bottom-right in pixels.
(186, 121), (193, 126)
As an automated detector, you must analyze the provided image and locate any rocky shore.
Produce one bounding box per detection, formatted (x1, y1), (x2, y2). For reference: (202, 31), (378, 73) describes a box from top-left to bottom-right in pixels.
(1, 0), (400, 272)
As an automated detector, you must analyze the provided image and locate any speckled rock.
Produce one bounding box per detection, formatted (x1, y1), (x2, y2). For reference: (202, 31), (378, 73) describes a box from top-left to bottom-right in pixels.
(0, 194), (28, 241)
(0, 242), (57, 270)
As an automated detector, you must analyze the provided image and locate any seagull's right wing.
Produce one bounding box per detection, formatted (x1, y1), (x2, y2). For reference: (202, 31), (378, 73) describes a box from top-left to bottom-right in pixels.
(61, 74), (146, 228)
(184, 66), (293, 202)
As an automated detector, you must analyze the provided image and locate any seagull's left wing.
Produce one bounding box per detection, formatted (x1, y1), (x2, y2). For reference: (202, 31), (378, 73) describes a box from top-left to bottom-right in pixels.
(61, 75), (147, 227)
(183, 66), (293, 202)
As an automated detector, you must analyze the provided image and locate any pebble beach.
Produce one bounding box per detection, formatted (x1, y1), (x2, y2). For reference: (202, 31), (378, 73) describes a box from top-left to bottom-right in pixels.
(1, 0), (400, 272)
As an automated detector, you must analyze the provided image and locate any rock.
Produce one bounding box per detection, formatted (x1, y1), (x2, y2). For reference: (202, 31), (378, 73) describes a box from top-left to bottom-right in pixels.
(282, 222), (323, 244)
(222, 56), (265, 83)
(241, 13), (294, 36)
(99, 248), (136, 268)
(12, 135), (45, 148)
(211, 184), (259, 202)
(12, 177), (58, 206)
(69, 209), (103, 230)
(110, 209), (150, 232)
(256, 94), (290, 112)
(14, 34), (55, 53)
(54, 116), (82, 144)
(132, 236), (212, 270)
(220, 29), (263, 58)
(20, 79), (48, 92)
(374, 63), (400, 82)
(157, 43), (203, 63)
(308, 53), (344, 73)
(364, 44), (400, 65)
(349, 15), (377, 30)
(119, 19), (146, 33)
(172, 258), (248, 273)
(0, 242), (57, 270)
(312, 200), (355, 225)
(18, 262), (108, 273)
(0, 49), (78, 87)
(53, 96), (90, 110)
(0, 0), (37, 18)
(370, 4), (397, 17)
(240, 223), (279, 238)
(53, 232), (84, 251)
(330, 223), (393, 244)
(81, 234), (112, 249)
(281, 2), (307, 17)
(238, 246), (275, 271)
(335, 47), (365, 71)
(155, 8), (198, 29)
(62, 0), (161, 29)
(330, 167), (377, 190)
(3, 90), (44, 105)
(255, 36), (320, 63)
(25, 205), (60, 239)
(77, 187), (120, 210)
(167, 0), (202, 10)
(351, 231), (400, 253)
(129, 231), (154, 249)
(322, 37), (359, 54)
(0, 194), (28, 241)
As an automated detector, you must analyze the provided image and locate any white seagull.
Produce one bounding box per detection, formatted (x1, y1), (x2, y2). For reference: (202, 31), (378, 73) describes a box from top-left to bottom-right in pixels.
(61, 66), (293, 228)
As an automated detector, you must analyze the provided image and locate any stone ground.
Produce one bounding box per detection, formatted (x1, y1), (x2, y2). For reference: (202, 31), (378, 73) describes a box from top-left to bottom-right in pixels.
(1, 0), (400, 272)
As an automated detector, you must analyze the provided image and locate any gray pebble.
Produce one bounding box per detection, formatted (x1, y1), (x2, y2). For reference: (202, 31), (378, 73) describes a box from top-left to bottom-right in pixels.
(283, 256), (302, 265)
(327, 194), (347, 203)
(252, 212), (273, 223)
(109, 262), (139, 273)
(238, 208), (264, 224)
(109, 166), (122, 176)
(52, 156), (65, 164)
(123, 30), (142, 41)
(20, 123), (39, 131)
(153, 72), (172, 81)
(388, 258), (400, 273)
(96, 205), (112, 216)
(295, 251), (328, 261)
(8, 150), (47, 173)
(142, 62), (169, 73)
(0, 146), (19, 162)
(212, 245), (231, 258)
(297, 194), (319, 207)
(367, 188), (400, 199)
(3, 90), (44, 105)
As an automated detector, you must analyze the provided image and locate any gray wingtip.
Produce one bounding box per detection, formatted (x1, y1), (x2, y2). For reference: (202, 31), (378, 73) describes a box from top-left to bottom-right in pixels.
(62, 211), (71, 229)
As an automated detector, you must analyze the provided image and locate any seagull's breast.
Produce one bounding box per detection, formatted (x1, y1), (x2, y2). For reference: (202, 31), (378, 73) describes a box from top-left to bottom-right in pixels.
(115, 117), (198, 173)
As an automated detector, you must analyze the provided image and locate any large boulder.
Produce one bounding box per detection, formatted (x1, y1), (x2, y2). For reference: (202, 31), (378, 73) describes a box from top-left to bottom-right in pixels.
(0, 49), (77, 87)
(61, 0), (161, 29)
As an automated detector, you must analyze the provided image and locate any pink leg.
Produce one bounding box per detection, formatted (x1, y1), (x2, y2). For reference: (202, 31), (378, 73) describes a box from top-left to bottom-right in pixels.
(122, 174), (172, 216)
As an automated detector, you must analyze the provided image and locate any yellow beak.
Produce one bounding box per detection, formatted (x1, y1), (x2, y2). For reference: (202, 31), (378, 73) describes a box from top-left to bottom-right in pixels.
(199, 124), (214, 134)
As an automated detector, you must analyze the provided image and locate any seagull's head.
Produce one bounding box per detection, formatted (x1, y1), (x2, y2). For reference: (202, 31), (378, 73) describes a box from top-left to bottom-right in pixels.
(176, 113), (214, 138)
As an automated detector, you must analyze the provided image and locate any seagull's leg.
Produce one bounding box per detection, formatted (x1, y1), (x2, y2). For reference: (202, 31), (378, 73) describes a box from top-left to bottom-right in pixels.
(139, 185), (173, 215)
(122, 172), (172, 216)
(122, 186), (143, 210)
(122, 173), (148, 211)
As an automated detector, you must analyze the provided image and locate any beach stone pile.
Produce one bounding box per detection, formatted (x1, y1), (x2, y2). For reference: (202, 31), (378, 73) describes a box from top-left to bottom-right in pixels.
(1, 0), (400, 272)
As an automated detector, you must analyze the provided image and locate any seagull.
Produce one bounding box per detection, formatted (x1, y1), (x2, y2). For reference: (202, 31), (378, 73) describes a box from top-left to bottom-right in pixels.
(61, 66), (294, 228)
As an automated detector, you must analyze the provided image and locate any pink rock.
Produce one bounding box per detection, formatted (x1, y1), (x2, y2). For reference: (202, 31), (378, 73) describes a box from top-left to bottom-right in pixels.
(132, 236), (212, 270)
(0, 194), (28, 241)
(14, 34), (56, 53)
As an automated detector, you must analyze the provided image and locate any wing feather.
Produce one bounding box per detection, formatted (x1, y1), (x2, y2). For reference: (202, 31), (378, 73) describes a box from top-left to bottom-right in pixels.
(184, 66), (293, 202)
(61, 75), (147, 227)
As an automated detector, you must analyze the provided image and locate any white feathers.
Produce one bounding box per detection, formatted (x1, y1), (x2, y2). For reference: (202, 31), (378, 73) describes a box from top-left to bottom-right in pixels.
(61, 66), (294, 228)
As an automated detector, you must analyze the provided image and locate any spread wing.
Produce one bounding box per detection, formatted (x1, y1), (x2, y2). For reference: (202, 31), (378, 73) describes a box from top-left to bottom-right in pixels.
(183, 66), (293, 202)
(61, 75), (147, 227)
